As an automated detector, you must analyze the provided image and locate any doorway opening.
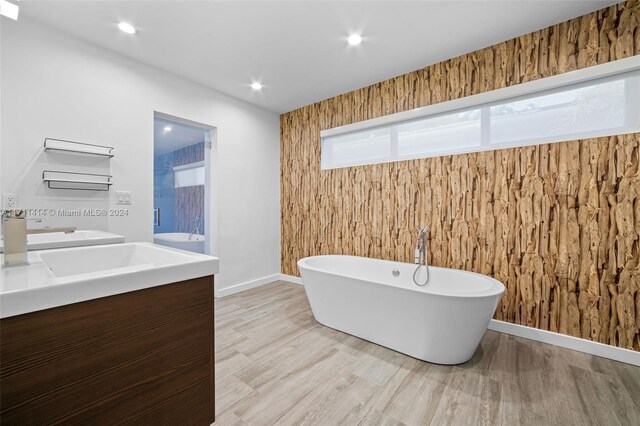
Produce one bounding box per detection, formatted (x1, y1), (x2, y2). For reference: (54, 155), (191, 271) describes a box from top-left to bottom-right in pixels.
(153, 113), (215, 255)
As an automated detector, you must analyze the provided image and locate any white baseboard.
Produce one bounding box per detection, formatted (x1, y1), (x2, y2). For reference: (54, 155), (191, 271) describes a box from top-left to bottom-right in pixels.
(215, 273), (281, 298)
(489, 319), (640, 366)
(279, 274), (303, 285)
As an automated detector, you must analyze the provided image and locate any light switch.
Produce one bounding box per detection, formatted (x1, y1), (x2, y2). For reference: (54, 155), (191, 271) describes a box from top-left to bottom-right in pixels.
(116, 191), (132, 205)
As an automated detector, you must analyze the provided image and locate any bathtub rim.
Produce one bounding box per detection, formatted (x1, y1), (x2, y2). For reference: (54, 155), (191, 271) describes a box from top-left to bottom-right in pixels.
(153, 232), (205, 242)
(298, 254), (505, 299)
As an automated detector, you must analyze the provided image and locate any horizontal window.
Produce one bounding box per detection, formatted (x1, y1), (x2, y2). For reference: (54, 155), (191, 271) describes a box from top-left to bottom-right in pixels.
(322, 128), (391, 168)
(321, 61), (640, 170)
(174, 161), (204, 188)
(397, 109), (481, 157)
(489, 78), (627, 146)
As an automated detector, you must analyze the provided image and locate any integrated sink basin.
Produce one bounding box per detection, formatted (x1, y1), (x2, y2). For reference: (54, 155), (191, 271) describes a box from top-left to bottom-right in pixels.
(40, 242), (195, 279)
(0, 242), (219, 318)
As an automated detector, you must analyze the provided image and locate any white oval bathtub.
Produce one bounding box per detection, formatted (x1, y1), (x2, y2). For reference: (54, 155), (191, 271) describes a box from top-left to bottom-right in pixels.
(298, 255), (505, 365)
(154, 233), (205, 253)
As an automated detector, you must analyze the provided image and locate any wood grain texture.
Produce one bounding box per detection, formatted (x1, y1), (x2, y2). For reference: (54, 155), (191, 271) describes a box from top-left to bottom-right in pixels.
(280, 0), (640, 350)
(176, 185), (205, 233)
(215, 281), (640, 425)
(0, 276), (215, 425)
(174, 141), (205, 168)
(154, 141), (205, 234)
(174, 142), (206, 234)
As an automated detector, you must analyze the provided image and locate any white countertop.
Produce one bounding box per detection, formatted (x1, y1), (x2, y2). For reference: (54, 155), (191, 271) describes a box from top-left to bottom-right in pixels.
(0, 242), (219, 318)
(0, 229), (125, 253)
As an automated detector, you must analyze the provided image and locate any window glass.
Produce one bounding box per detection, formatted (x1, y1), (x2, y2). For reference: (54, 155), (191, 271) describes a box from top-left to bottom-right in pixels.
(490, 79), (626, 145)
(174, 165), (204, 188)
(322, 127), (391, 168)
(320, 71), (639, 170)
(398, 109), (481, 156)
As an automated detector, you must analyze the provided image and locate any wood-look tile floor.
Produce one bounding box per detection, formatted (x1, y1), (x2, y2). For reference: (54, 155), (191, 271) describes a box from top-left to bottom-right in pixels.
(213, 281), (640, 426)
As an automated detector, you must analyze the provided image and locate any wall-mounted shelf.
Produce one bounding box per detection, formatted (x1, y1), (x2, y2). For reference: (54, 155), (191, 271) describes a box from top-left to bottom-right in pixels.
(43, 170), (113, 191)
(44, 138), (114, 158)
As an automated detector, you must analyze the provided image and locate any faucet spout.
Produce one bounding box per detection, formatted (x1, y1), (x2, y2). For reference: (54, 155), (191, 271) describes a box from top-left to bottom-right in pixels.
(414, 226), (429, 264)
(413, 225), (430, 286)
(188, 216), (201, 241)
(2, 210), (78, 267)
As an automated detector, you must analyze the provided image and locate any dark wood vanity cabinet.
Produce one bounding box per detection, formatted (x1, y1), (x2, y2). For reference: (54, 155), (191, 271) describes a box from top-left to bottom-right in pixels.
(0, 276), (215, 425)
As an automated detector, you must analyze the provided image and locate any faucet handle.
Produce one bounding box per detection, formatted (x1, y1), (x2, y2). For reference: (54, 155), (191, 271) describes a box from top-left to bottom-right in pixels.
(3, 209), (26, 220)
(416, 225), (430, 236)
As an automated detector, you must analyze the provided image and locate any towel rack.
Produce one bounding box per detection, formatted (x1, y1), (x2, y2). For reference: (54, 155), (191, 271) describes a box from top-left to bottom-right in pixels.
(44, 138), (114, 158)
(42, 170), (113, 191)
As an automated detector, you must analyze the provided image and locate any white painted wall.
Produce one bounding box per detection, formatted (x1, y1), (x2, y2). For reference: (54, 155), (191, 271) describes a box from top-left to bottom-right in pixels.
(0, 18), (281, 295)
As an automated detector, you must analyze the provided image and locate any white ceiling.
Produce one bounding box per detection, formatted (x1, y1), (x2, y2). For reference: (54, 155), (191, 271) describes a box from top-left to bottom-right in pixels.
(19, 1), (619, 113)
(154, 116), (208, 156)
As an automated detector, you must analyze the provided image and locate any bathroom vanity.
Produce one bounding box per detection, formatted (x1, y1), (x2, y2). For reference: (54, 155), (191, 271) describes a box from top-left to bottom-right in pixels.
(0, 243), (218, 424)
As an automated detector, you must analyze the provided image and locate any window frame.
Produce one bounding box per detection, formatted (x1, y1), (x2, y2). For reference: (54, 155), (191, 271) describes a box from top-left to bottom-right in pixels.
(320, 56), (640, 170)
(173, 161), (205, 188)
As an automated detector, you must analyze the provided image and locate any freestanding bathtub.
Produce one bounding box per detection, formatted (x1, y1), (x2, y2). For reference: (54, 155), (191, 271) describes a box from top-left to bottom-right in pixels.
(154, 233), (205, 253)
(298, 255), (505, 365)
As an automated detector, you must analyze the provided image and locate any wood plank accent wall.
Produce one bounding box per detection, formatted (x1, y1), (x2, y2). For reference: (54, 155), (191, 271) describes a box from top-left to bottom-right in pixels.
(176, 185), (205, 233)
(281, 0), (640, 350)
(174, 142), (206, 234)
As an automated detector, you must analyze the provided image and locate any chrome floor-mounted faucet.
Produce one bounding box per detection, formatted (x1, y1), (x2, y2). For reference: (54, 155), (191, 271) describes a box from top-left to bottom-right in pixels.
(413, 225), (430, 286)
(188, 216), (200, 241)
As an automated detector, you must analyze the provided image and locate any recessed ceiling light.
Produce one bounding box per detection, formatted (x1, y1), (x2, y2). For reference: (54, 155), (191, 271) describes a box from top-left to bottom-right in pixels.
(118, 22), (138, 35)
(163, 126), (172, 132)
(0, 0), (20, 21)
(251, 82), (263, 91)
(347, 34), (362, 46)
